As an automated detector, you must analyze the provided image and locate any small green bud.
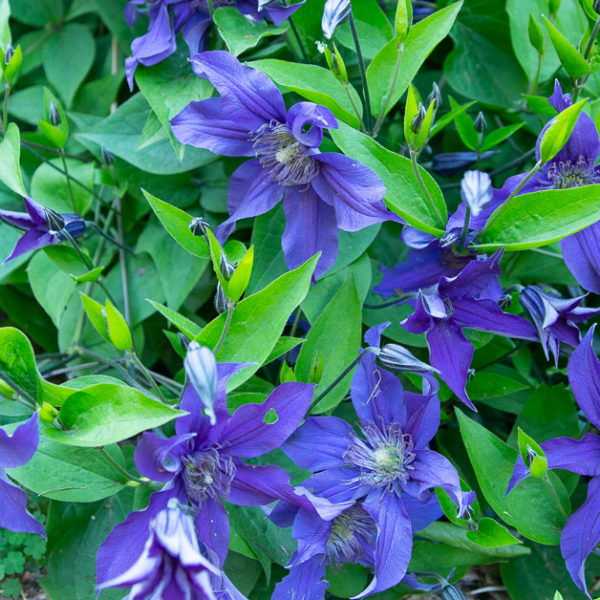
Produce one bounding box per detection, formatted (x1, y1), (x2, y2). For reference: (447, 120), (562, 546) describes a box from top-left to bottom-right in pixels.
(549, 0), (561, 16)
(474, 111), (487, 134)
(49, 101), (61, 126)
(40, 402), (59, 423)
(427, 82), (442, 109)
(189, 217), (209, 238)
(528, 15), (545, 54)
(394, 0), (412, 43)
(1, 44), (22, 85)
(411, 104), (427, 134)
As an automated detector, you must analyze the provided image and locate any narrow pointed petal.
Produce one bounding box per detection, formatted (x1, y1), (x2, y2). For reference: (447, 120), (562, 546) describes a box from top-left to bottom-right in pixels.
(560, 476), (600, 598)
(195, 497), (230, 567)
(222, 382), (313, 458)
(23, 198), (48, 227)
(0, 472), (45, 536)
(189, 51), (286, 130)
(0, 207), (35, 229)
(4, 230), (55, 262)
(263, 1), (305, 27)
(170, 98), (254, 157)
(0, 412), (39, 468)
(568, 325), (600, 429)
(272, 555), (328, 600)
(542, 434), (600, 476)
(282, 186), (338, 279)
(356, 490), (412, 598)
(561, 224), (600, 294)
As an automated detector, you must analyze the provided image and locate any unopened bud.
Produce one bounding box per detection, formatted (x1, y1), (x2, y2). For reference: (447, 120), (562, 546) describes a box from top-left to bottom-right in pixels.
(178, 332), (190, 352)
(427, 82), (442, 109)
(498, 293), (513, 310)
(184, 342), (218, 425)
(474, 111), (487, 134)
(4, 43), (13, 64)
(49, 101), (61, 126)
(411, 104), (427, 134)
(595, 0), (600, 14)
(322, 0), (352, 39)
(528, 15), (544, 53)
(43, 207), (65, 233)
(189, 217), (209, 238)
(549, 0), (561, 16)
(101, 145), (115, 165)
(214, 282), (228, 314)
(441, 584), (467, 600)
(378, 344), (439, 374)
(220, 254), (235, 280)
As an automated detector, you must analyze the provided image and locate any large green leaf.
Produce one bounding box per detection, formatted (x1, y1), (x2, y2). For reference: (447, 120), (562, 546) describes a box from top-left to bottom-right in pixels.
(367, 2), (462, 118)
(330, 122), (447, 234)
(457, 409), (569, 544)
(478, 185), (600, 251)
(194, 255), (317, 390)
(45, 383), (184, 447)
(248, 59), (362, 128)
(0, 327), (38, 399)
(10, 0), (63, 26)
(0, 123), (27, 196)
(296, 276), (362, 413)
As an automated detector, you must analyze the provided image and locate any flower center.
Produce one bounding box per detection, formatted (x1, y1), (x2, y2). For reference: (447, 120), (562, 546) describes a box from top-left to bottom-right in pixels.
(326, 505), (376, 567)
(182, 449), (235, 503)
(546, 156), (594, 189)
(344, 420), (416, 491)
(250, 121), (319, 187)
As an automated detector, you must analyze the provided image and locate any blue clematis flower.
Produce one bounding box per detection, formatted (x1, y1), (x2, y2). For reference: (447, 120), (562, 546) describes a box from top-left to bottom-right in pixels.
(0, 411), (45, 537)
(171, 51), (399, 280)
(0, 197), (86, 263)
(507, 326), (600, 598)
(269, 324), (474, 599)
(124, 0), (305, 88)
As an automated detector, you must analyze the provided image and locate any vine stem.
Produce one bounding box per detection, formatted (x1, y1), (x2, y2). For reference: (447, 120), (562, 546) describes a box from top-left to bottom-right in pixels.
(0, 369), (37, 409)
(59, 148), (76, 212)
(128, 351), (167, 404)
(215, 303), (235, 354)
(349, 13), (373, 133)
(288, 16), (308, 62)
(99, 448), (150, 486)
(2, 82), (10, 134)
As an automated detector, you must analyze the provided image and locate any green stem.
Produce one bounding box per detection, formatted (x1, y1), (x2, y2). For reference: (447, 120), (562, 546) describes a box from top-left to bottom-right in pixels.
(372, 42), (403, 136)
(363, 294), (414, 309)
(129, 352), (166, 404)
(584, 15), (600, 61)
(343, 82), (365, 130)
(99, 448), (150, 486)
(410, 149), (445, 224)
(0, 369), (37, 409)
(116, 194), (131, 325)
(2, 82), (10, 134)
(288, 16), (309, 62)
(59, 149), (76, 212)
(215, 303), (235, 354)
(349, 13), (373, 133)
(527, 50), (543, 95)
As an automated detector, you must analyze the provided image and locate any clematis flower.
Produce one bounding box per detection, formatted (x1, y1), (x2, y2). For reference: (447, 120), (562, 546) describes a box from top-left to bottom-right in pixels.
(494, 80), (600, 293)
(0, 197), (86, 263)
(170, 50), (398, 280)
(506, 326), (600, 598)
(97, 359), (336, 588)
(270, 325), (474, 599)
(97, 501), (247, 600)
(402, 252), (537, 409)
(375, 170), (499, 298)
(519, 285), (600, 365)
(124, 0), (305, 88)
(0, 411), (45, 537)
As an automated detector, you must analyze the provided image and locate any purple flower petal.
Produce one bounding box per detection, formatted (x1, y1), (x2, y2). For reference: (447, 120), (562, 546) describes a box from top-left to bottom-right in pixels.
(404, 377), (440, 448)
(189, 50), (286, 130)
(282, 186), (338, 280)
(304, 468), (364, 504)
(439, 252), (503, 300)
(568, 325), (600, 429)
(543, 434), (600, 476)
(195, 496), (230, 567)
(561, 223), (600, 294)
(286, 102), (337, 147)
(0, 207), (35, 230)
(403, 492), (443, 532)
(560, 476), (600, 598)
(0, 412), (39, 468)
(23, 198), (48, 227)
(282, 416), (353, 472)
(170, 98), (255, 157)
(357, 490), (412, 598)
(291, 509), (331, 562)
(4, 230), (56, 263)
(0, 471), (45, 536)
(312, 153), (394, 232)
(181, 12), (211, 57)
(263, 1), (306, 27)
(134, 431), (193, 483)
(273, 555), (328, 600)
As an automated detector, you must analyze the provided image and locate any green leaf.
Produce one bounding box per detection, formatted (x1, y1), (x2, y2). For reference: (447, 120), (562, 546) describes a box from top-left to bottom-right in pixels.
(77, 93), (214, 174)
(543, 15), (590, 80)
(481, 123), (525, 151)
(330, 122), (447, 234)
(0, 123), (27, 196)
(367, 2), (463, 117)
(43, 24), (95, 107)
(147, 300), (203, 339)
(466, 370), (529, 401)
(194, 255), (317, 390)
(7, 435), (127, 502)
(539, 99), (586, 163)
(105, 299), (133, 352)
(449, 96), (478, 150)
(143, 188), (210, 258)
(10, 0), (63, 26)
(0, 327), (38, 400)
(478, 184), (600, 251)
(0, 0), (10, 50)
(296, 276), (362, 413)
(430, 100), (476, 138)
(456, 409), (569, 544)
(45, 383), (184, 447)
(326, 564), (369, 599)
(80, 293), (110, 342)
(214, 6), (288, 56)
(466, 517), (521, 547)
(70, 266), (104, 283)
(248, 59), (362, 128)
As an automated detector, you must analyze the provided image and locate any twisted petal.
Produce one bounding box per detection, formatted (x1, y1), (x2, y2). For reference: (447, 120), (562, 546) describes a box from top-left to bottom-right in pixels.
(221, 382), (314, 458)
(0, 471), (45, 536)
(0, 412), (39, 468)
(272, 555), (328, 600)
(189, 51), (286, 130)
(216, 159), (283, 242)
(286, 102), (337, 147)
(560, 476), (600, 598)
(23, 197), (48, 227)
(561, 223), (600, 294)
(568, 325), (600, 429)
(170, 98), (254, 157)
(134, 431), (193, 483)
(356, 490), (412, 598)
(312, 153), (395, 232)
(282, 186), (338, 280)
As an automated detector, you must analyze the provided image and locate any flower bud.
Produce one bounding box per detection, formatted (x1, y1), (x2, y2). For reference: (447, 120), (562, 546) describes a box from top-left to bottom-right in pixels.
(427, 82), (442, 109)
(411, 104), (427, 134)
(184, 342), (218, 425)
(460, 170), (492, 216)
(214, 282), (228, 314)
(4, 43), (13, 64)
(189, 217), (209, 238)
(432, 150), (499, 176)
(377, 343), (439, 374)
(43, 207), (65, 233)
(62, 217), (86, 240)
(549, 0), (561, 16)
(178, 332), (190, 352)
(101, 145), (115, 165)
(474, 111), (487, 134)
(528, 15), (544, 54)
(220, 254), (235, 280)
(322, 0), (352, 39)
(49, 101), (61, 126)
